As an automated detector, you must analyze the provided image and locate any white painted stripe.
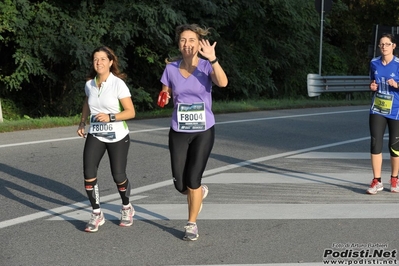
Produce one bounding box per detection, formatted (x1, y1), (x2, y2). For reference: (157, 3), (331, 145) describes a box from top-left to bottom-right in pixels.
(0, 195), (147, 229)
(0, 127), (170, 148)
(0, 137), (374, 229)
(0, 110), (371, 229)
(0, 109), (367, 149)
(203, 136), (371, 176)
(204, 172), (387, 184)
(216, 109), (367, 124)
(288, 152), (390, 160)
(45, 171), (391, 222)
(0, 136), (81, 148)
(48, 203), (399, 221)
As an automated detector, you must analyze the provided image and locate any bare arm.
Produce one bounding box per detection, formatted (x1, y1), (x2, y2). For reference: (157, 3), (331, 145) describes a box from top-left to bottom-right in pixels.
(209, 59), (228, 87)
(199, 39), (228, 88)
(115, 97), (135, 121)
(77, 97), (90, 137)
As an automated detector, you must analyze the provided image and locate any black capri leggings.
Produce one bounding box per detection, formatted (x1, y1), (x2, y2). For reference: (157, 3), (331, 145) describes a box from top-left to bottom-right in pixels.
(369, 114), (399, 157)
(169, 126), (215, 193)
(83, 133), (130, 183)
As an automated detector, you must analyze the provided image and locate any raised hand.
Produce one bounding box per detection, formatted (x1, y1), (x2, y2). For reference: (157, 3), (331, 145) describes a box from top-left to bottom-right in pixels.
(199, 39), (217, 61)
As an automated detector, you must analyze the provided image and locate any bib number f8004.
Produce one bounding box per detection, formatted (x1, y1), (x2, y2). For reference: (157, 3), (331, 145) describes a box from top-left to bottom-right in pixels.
(177, 102), (206, 131)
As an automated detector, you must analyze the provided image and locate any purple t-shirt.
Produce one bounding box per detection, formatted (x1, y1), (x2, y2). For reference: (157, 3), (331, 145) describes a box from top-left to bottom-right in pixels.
(160, 58), (215, 132)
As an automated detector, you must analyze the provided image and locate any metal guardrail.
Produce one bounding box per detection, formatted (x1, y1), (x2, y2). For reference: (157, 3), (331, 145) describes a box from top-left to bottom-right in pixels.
(307, 73), (370, 97)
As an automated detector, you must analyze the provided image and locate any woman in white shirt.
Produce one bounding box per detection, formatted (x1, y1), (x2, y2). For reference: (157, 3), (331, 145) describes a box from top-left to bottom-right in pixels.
(77, 46), (136, 232)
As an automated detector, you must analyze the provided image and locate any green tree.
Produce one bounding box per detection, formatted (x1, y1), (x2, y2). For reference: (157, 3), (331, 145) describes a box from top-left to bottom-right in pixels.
(1, 0), (390, 118)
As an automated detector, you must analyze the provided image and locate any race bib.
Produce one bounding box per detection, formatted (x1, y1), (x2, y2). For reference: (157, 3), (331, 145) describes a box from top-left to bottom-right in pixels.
(177, 103), (206, 131)
(371, 92), (393, 115)
(89, 115), (118, 139)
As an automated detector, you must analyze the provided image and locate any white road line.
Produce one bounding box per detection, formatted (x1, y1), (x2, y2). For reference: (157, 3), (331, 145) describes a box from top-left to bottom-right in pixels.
(288, 152), (390, 159)
(0, 196), (147, 229)
(0, 109), (370, 229)
(204, 172), (387, 185)
(0, 127), (169, 148)
(0, 137), (372, 229)
(46, 171), (395, 222)
(47, 203), (399, 221)
(0, 109), (367, 149)
(216, 109), (367, 124)
(203, 137), (370, 176)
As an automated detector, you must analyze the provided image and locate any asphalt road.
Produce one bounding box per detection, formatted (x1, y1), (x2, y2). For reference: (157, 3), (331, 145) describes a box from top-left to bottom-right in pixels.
(1, 105), (398, 266)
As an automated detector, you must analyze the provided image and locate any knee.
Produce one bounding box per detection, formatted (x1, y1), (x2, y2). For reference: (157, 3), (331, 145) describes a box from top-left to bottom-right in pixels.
(390, 140), (399, 157)
(174, 184), (186, 194)
(187, 179), (201, 190)
(113, 173), (127, 184)
(371, 136), (382, 154)
(84, 166), (97, 179)
(187, 184), (201, 190)
(85, 177), (97, 182)
(84, 178), (97, 191)
(173, 179), (186, 194)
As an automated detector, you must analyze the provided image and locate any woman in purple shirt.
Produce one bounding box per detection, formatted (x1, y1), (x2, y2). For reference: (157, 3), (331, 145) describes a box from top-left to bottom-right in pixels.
(160, 24), (228, 240)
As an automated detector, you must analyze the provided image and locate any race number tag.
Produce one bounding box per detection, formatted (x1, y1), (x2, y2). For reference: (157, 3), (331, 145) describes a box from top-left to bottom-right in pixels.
(371, 92), (393, 115)
(89, 115), (116, 139)
(177, 103), (206, 131)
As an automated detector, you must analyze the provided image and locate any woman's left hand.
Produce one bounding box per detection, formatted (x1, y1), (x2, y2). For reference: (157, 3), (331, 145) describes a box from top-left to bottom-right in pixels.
(94, 113), (110, 122)
(388, 78), (399, 89)
(199, 39), (217, 61)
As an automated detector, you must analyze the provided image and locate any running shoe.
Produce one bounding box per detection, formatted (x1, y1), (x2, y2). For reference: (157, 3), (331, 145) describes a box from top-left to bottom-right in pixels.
(85, 211), (105, 232)
(120, 203), (135, 227)
(198, 184), (209, 214)
(183, 223), (199, 241)
(366, 178), (384, 195)
(391, 177), (399, 193)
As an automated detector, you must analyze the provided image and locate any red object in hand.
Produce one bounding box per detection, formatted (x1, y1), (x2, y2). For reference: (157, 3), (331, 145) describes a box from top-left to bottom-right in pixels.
(157, 91), (168, 107)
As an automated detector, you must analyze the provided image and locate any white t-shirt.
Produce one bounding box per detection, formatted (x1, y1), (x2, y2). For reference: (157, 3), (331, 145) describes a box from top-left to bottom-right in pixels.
(85, 73), (131, 143)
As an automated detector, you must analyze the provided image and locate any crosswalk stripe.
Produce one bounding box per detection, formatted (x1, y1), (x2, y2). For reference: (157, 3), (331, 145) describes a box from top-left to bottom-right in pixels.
(288, 152), (390, 159)
(47, 203), (399, 221)
(204, 172), (374, 184)
(47, 171), (397, 222)
(0, 148), (383, 229)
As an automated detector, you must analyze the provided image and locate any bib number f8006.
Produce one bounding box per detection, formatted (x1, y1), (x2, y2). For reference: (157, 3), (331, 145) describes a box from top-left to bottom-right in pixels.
(92, 123), (114, 132)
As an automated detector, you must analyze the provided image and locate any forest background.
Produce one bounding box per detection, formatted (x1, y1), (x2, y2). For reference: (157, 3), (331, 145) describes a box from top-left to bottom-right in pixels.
(1, 0), (399, 120)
